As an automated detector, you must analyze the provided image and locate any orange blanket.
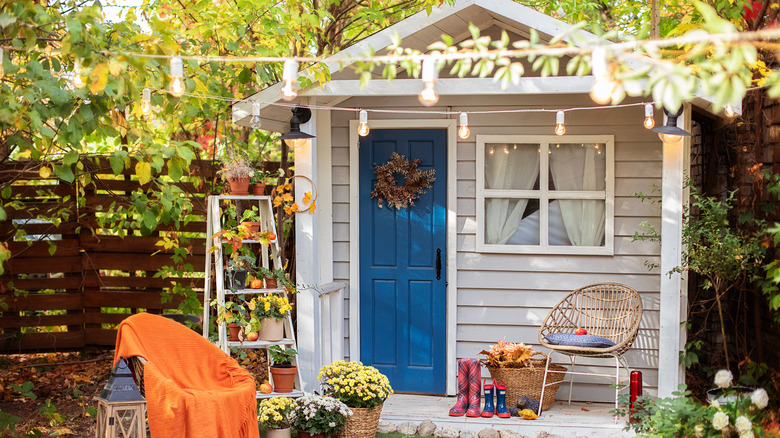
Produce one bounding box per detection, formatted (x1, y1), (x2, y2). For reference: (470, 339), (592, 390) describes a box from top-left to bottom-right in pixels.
(114, 313), (259, 438)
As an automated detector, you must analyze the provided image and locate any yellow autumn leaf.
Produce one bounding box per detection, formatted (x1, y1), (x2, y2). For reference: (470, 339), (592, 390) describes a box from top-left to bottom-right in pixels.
(284, 183), (292, 191)
(302, 191), (313, 204)
(108, 60), (123, 77)
(290, 203), (299, 212)
(39, 166), (51, 178)
(281, 193), (294, 202)
(276, 184), (286, 193)
(309, 200), (317, 214)
(283, 205), (292, 215)
(89, 63), (109, 94)
(273, 196), (283, 207)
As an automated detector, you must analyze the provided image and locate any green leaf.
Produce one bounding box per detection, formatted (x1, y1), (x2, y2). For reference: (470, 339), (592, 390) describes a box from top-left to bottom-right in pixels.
(53, 164), (74, 183)
(136, 161), (152, 186)
(168, 157), (183, 181)
(109, 152), (125, 175)
(63, 150), (79, 166)
(143, 210), (157, 229)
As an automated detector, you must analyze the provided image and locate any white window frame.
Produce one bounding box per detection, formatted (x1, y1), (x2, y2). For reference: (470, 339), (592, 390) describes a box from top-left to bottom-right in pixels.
(476, 135), (615, 255)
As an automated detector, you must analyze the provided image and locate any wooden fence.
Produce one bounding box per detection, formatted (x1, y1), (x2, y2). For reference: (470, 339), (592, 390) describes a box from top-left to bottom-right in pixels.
(0, 157), (218, 353)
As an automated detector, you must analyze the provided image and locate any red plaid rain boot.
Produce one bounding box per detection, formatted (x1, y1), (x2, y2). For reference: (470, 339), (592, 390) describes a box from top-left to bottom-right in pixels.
(449, 358), (470, 416)
(466, 359), (482, 417)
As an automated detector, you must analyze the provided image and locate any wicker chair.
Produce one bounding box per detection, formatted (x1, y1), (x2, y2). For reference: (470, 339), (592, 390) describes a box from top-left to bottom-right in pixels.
(537, 282), (643, 415)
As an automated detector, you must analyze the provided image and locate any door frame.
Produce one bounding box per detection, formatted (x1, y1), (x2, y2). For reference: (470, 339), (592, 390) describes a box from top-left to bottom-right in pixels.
(349, 119), (457, 395)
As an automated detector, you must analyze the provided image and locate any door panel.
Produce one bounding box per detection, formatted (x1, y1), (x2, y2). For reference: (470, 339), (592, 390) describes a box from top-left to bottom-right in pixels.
(359, 128), (447, 394)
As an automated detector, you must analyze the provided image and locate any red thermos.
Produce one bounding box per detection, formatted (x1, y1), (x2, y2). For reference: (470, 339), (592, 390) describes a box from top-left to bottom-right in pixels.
(630, 370), (642, 422)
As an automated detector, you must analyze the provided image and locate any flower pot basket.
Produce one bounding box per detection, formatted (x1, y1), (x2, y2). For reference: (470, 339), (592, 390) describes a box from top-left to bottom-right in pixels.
(258, 317), (284, 341)
(266, 427), (291, 438)
(228, 176), (251, 195)
(486, 359), (567, 411)
(337, 404), (382, 438)
(270, 366), (297, 393)
(252, 183), (266, 196)
(227, 323), (242, 342)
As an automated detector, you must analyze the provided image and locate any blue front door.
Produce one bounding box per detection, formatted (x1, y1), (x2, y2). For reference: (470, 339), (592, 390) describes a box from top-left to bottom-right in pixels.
(359, 129), (447, 394)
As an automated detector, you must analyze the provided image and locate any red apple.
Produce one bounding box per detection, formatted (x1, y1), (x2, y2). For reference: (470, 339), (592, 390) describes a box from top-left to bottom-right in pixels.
(259, 382), (273, 394)
(246, 332), (259, 341)
(575, 328), (587, 335)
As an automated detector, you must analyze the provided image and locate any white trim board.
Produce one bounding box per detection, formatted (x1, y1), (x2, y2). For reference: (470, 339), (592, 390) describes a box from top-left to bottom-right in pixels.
(348, 118), (458, 396)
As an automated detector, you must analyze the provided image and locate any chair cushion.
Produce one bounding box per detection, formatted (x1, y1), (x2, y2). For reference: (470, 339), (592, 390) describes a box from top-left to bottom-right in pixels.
(544, 333), (616, 348)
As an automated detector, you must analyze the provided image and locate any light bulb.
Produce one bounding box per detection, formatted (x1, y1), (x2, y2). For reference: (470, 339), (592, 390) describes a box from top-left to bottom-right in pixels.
(141, 88), (152, 116)
(555, 111), (566, 136)
(643, 103), (655, 129)
(281, 59), (298, 101)
(458, 112), (470, 139)
(250, 102), (261, 128)
(489, 147), (494, 155)
(358, 110), (370, 137)
(589, 77), (615, 105)
(725, 103), (736, 118)
(0, 48), (4, 78)
(72, 59), (86, 89)
(418, 82), (438, 106)
(659, 133), (682, 143)
(169, 56), (184, 97)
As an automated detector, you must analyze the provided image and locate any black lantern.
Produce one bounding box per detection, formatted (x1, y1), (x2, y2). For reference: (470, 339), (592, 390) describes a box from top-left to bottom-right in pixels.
(650, 107), (691, 143)
(95, 357), (147, 438)
(279, 106), (315, 148)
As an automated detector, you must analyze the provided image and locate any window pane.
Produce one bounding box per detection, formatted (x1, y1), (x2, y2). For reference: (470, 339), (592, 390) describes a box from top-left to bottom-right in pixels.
(549, 199), (606, 246)
(486, 198), (539, 245)
(548, 143), (606, 191)
(485, 143), (540, 190)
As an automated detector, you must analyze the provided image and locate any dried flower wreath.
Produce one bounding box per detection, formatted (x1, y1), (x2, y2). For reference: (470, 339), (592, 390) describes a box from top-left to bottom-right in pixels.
(371, 152), (436, 209)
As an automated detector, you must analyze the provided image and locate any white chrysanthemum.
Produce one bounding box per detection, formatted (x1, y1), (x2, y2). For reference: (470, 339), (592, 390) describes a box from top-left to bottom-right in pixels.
(740, 430), (755, 438)
(751, 388), (769, 409)
(735, 415), (752, 433)
(693, 424), (704, 438)
(714, 369), (733, 388)
(711, 399), (720, 408)
(712, 411), (729, 430)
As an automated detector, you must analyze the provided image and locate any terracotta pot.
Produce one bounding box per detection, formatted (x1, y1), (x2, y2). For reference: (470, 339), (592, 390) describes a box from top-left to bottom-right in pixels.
(270, 366), (297, 393)
(266, 427), (291, 438)
(243, 221), (262, 234)
(227, 323), (242, 342)
(297, 431), (325, 438)
(258, 317), (284, 341)
(264, 276), (278, 289)
(252, 183), (266, 196)
(228, 176), (250, 195)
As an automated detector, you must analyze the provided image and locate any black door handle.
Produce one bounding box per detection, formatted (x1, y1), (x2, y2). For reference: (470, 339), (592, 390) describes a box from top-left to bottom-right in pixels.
(436, 248), (442, 280)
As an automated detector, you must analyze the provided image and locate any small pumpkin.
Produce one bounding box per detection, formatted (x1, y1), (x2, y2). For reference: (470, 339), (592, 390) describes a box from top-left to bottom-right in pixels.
(250, 278), (264, 289)
(519, 409), (538, 420)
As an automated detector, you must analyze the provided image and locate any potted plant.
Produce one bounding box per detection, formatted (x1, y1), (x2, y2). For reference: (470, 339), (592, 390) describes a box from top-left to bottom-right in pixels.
(251, 293), (292, 341)
(318, 360), (392, 438)
(257, 396), (297, 438)
(251, 169), (275, 196)
(290, 395), (352, 438)
(256, 267), (290, 290)
(219, 153), (256, 195)
(211, 299), (249, 341)
(268, 345), (298, 393)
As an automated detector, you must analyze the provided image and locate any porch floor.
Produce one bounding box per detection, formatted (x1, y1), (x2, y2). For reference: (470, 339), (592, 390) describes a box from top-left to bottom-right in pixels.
(380, 394), (632, 438)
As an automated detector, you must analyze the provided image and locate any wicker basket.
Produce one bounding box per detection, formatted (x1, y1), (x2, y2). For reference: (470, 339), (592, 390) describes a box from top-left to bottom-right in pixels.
(338, 404), (382, 438)
(487, 358), (567, 411)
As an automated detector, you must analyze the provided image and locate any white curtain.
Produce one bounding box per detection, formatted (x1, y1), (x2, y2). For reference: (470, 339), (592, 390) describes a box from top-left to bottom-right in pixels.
(485, 145), (540, 244)
(549, 145), (606, 246)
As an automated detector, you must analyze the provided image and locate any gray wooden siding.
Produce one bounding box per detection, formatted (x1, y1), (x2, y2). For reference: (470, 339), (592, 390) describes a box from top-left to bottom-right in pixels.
(328, 93), (663, 401)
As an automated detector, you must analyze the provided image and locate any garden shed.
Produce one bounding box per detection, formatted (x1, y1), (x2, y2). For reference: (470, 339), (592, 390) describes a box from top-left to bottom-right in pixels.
(232, 0), (733, 403)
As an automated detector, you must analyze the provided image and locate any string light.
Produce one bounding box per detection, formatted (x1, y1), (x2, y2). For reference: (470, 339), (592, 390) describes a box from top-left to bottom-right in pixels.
(458, 112), (470, 139)
(643, 103), (655, 129)
(589, 47), (615, 105)
(725, 103), (736, 117)
(72, 59), (86, 89)
(555, 111), (566, 135)
(358, 109), (370, 137)
(0, 48), (4, 78)
(141, 87), (152, 116)
(169, 56), (185, 97)
(418, 57), (439, 107)
(281, 59), (299, 101)
(250, 101), (262, 128)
